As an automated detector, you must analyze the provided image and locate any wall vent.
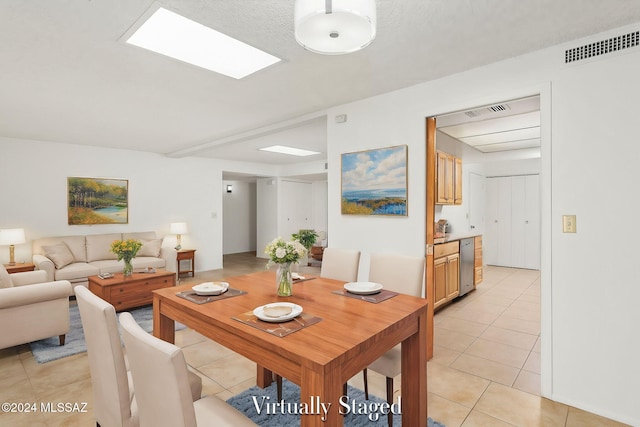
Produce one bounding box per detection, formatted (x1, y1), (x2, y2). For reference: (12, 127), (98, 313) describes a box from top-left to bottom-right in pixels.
(565, 31), (639, 63)
(464, 103), (511, 118)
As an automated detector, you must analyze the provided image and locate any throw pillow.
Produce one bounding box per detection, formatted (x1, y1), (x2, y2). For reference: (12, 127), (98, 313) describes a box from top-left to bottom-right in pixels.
(0, 265), (13, 288)
(42, 243), (75, 269)
(137, 239), (162, 257)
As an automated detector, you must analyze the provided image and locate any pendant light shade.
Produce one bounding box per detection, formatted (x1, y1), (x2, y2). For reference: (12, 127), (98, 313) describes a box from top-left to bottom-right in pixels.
(294, 0), (376, 55)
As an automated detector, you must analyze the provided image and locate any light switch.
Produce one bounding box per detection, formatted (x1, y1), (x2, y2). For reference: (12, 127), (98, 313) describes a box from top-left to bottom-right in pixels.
(562, 215), (576, 233)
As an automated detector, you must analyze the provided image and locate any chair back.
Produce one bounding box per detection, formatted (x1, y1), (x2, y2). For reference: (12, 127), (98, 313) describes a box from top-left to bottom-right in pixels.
(320, 248), (361, 282)
(369, 253), (425, 297)
(75, 286), (136, 427)
(119, 312), (196, 427)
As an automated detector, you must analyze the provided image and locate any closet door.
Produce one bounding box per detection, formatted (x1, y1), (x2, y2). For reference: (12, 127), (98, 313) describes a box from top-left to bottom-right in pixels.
(524, 175), (540, 269)
(511, 176), (527, 268)
(496, 177), (512, 267)
(485, 178), (499, 266)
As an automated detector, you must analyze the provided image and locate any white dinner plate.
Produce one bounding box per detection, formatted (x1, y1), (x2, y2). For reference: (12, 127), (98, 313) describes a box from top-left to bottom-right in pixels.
(192, 282), (229, 296)
(344, 281), (383, 295)
(253, 302), (303, 323)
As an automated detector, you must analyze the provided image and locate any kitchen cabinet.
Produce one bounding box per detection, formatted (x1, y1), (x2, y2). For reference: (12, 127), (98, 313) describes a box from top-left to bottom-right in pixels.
(436, 151), (462, 205)
(474, 235), (483, 285)
(434, 241), (460, 310)
(485, 175), (540, 269)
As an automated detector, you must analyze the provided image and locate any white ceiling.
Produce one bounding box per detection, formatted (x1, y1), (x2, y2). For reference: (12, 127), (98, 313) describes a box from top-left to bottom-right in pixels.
(437, 96), (541, 154)
(2, 1), (640, 166)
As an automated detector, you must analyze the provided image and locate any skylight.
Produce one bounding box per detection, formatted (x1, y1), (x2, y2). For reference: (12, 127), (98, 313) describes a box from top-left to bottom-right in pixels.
(259, 145), (321, 157)
(125, 7), (281, 79)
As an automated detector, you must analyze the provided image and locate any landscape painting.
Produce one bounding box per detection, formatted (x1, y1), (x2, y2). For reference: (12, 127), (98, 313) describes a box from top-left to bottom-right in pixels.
(67, 177), (128, 225)
(341, 145), (408, 216)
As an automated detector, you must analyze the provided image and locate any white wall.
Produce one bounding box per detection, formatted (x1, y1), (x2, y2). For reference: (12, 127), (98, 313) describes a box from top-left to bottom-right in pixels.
(222, 180), (256, 254)
(0, 137), (274, 272)
(326, 23), (640, 425)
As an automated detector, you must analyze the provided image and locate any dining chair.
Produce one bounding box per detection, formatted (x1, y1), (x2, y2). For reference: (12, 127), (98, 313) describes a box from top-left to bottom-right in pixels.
(273, 247), (362, 401)
(363, 252), (426, 427)
(319, 247), (361, 282)
(75, 286), (202, 427)
(118, 312), (257, 427)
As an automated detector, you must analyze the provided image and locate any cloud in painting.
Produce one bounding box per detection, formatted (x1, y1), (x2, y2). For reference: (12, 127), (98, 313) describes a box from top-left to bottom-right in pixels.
(342, 146), (407, 192)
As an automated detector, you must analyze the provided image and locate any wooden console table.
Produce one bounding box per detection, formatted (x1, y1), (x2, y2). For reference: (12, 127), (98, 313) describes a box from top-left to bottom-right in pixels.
(176, 249), (196, 278)
(88, 270), (176, 311)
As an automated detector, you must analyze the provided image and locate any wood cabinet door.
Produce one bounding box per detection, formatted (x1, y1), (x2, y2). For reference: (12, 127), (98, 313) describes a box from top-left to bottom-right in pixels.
(436, 151), (449, 204)
(434, 257), (447, 309)
(446, 253), (460, 300)
(454, 157), (463, 205)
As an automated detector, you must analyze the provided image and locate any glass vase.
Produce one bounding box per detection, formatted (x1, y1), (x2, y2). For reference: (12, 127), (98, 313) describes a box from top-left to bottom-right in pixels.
(276, 262), (293, 297)
(123, 258), (133, 277)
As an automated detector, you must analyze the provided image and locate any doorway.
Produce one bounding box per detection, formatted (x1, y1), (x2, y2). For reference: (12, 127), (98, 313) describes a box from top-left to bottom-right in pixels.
(425, 93), (546, 394)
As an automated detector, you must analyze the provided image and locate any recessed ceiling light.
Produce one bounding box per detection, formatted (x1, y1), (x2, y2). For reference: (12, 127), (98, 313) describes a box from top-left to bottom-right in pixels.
(125, 7), (281, 79)
(259, 145), (321, 157)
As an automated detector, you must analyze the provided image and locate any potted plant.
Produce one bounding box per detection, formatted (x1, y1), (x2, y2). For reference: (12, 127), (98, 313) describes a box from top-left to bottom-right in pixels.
(292, 229), (318, 266)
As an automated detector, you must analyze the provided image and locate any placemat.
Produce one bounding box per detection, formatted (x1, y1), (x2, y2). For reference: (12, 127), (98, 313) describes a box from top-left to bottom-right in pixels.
(332, 289), (399, 303)
(176, 288), (247, 304)
(233, 312), (322, 337)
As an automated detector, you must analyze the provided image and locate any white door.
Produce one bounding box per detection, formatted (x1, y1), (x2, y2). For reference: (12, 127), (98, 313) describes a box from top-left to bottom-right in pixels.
(511, 176), (527, 268)
(497, 177), (512, 267)
(280, 180), (313, 240)
(485, 178), (499, 266)
(524, 175), (541, 269)
(469, 172), (485, 233)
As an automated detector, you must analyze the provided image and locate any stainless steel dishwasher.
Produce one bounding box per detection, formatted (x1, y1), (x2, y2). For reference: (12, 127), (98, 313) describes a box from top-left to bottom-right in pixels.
(459, 238), (475, 297)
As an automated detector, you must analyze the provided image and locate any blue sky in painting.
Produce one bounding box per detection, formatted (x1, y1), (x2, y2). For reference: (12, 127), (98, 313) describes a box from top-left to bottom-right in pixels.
(341, 146), (407, 192)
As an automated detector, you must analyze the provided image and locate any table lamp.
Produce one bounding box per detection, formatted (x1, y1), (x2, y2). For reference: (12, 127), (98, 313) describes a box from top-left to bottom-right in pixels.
(170, 222), (188, 251)
(0, 228), (26, 265)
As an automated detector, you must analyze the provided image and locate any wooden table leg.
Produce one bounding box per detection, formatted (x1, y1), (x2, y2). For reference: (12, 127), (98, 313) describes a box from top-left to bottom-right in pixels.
(256, 365), (274, 388)
(401, 309), (428, 426)
(300, 366), (342, 427)
(153, 297), (175, 343)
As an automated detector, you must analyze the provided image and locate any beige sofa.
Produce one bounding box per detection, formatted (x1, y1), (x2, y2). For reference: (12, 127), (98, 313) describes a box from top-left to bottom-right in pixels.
(32, 232), (176, 289)
(0, 267), (73, 350)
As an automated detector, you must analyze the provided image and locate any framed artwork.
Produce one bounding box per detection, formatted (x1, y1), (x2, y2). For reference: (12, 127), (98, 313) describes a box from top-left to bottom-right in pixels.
(341, 145), (408, 216)
(67, 177), (129, 225)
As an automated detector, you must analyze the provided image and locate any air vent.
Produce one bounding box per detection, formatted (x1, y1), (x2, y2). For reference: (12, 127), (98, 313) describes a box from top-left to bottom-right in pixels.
(464, 104), (511, 118)
(565, 31), (639, 63)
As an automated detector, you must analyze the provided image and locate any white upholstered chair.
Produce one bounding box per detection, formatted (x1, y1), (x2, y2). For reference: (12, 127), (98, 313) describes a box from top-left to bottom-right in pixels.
(75, 286), (202, 427)
(119, 312), (257, 427)
(319, 247), (361, 282)
(0, 267), (72, 350)
(364, 252), (425, 427)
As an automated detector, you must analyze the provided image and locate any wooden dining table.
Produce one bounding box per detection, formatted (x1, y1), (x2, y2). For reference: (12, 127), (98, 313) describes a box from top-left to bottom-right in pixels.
(152, 270), (428, 427)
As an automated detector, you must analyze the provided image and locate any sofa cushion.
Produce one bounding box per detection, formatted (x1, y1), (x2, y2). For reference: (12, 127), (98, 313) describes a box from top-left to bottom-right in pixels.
(0, 265), (13, 289)
(33, 235), (87, 262)
(54, 263), (100, 281)
(132, 257), (166, 270)
(86, 233), (121, 262)
(89, 260), (123, 275)
(124, 232), (157, 241)
(42, 243), (75, 269)
(137, 239), (162, 257)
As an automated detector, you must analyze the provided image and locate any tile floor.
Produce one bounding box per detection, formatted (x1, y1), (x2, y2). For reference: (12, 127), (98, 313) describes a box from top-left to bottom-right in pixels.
(0, 253), (629, 426)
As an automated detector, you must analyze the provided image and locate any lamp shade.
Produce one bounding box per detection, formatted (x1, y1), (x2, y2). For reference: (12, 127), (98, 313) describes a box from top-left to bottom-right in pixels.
(294, 0), (376, 55)
(0, 228), (26, 245)
(170, 222), (188, 235)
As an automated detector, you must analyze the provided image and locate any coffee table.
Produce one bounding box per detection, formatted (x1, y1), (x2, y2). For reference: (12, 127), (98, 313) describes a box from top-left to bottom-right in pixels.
(88, 270), (176, 311)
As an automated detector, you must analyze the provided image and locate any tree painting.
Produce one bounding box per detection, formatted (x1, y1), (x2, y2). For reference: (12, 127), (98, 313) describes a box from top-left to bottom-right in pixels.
(67, 177), (128, 224)
(341, 145), (408, 216)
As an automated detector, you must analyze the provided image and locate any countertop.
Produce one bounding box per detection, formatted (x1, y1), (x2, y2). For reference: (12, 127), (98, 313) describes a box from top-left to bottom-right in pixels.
(434, 233), (481, 244)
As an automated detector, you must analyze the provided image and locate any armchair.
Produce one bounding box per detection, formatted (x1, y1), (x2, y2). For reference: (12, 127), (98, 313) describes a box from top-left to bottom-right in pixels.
(0, 266), (72, 350)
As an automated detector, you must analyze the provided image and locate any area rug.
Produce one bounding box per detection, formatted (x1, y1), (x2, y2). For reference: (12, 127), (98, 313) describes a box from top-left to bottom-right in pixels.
(227, 379), (445, 427)
(29, 304), (184, 364)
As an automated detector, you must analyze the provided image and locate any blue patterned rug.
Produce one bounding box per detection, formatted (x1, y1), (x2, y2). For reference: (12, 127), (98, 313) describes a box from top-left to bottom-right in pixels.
(29, 303), (184, 363)
(227, 379), (445, 426)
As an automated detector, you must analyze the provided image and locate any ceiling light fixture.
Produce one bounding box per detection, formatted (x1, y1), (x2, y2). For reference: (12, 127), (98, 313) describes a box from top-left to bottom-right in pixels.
(125, 7), (281, 79)
(259, 145), (321, 157)
(294, 0), (376, 55)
